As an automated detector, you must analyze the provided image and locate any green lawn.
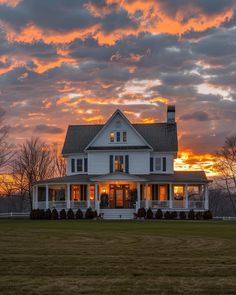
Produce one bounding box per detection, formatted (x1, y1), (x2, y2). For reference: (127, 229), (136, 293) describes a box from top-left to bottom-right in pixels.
(0, 220), (236, 295)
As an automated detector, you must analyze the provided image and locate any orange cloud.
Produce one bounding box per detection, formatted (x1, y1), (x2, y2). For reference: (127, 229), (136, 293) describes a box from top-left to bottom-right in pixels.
(0, 0), (21, 7)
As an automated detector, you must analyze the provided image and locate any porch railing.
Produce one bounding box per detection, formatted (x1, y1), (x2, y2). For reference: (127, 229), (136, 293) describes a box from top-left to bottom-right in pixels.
(71, 201), (87, 210)
(49, 201), (66, 210)
(149, 200), (170, 209)
(188, 201), (205, 210)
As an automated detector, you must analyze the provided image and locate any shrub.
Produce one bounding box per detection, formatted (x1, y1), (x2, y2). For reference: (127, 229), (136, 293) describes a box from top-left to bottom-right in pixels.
(67, 208), (74, 220)
(45, 209), (51, 220)
(85, 208), (94, 219)
(195, 212), (203, 220)
(188, 209), (195, 220)
(30, 209), (36, 220)
(146, 208), (153, 219)
(60, 209), (67, 220)
(155, 209), (163, 219)
(179, 211), (186, 220)
(203, 210), (212, 220)
(76, 209), (83, 219)
(51, 208), (58, 220)
(170, 211), (177, 219)
(137, 207), (146, 218)
(94, 210), (98, 218)
(164, 211), (171, 219)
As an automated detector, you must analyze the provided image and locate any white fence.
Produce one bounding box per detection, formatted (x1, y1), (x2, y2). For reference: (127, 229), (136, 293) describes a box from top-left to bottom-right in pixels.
(0, 212), (30, 218)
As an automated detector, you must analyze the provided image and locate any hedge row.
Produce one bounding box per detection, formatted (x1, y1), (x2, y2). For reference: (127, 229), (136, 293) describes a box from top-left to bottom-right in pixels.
(136, 208), (212, 220)
(30, 208), (97, 220)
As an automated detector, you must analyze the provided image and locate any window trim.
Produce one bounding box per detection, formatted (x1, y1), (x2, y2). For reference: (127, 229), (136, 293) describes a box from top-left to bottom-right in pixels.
(71, 157), (88, 174)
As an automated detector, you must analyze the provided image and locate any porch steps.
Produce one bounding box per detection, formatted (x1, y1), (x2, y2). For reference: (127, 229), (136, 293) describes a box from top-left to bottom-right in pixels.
(100, 209), (135, 220)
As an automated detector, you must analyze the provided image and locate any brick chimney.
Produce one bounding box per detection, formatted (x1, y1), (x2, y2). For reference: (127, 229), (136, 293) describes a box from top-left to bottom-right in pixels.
(167, 105), (175, 124)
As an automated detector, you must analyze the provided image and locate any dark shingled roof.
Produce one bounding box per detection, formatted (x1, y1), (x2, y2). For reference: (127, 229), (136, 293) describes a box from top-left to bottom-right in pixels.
(62, 123), (178, 154)
(35, 171), (209, 185)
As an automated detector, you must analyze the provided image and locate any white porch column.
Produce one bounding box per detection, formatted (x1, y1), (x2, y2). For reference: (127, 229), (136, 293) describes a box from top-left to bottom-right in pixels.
(137, 182), (141, 212)
(185, 184), (188, 209)
(169, 183), (173, 209)
(87, 184), (91, 208)
(95, 183), (100, 215)
(67, 184), (70, 209)
(45, 184), (49, 209)
(204, 184), (209, 210)
(35, 185), (38, 209)
(145, 183), (149, 209)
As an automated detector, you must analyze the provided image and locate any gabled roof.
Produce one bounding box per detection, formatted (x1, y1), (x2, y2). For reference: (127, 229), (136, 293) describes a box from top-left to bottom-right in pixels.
(62, 111), (178, 155)
(84, 109), (152, 151)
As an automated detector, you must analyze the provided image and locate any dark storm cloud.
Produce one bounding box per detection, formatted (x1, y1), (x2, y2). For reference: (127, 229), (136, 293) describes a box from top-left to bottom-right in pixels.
(180, 111), (210, 122)
(0, 0), (235, 156)
(34, 124), (64, 134)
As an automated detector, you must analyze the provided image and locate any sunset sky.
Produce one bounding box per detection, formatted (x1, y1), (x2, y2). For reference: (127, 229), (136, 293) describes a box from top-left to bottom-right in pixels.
(0, 0), (236, 177)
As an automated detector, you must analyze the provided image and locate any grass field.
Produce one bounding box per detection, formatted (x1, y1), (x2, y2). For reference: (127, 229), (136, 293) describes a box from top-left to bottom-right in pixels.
(0, 220), (236, 295)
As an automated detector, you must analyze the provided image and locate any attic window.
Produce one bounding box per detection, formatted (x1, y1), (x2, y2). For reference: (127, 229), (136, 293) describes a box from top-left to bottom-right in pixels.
(110, 132), (115, 142)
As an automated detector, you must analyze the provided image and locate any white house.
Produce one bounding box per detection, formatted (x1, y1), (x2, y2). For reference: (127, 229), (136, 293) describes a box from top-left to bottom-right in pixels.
(33, 106), (210, 219)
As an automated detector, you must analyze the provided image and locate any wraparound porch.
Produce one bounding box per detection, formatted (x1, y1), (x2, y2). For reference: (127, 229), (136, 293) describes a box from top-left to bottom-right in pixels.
(33, 179), (209, 215)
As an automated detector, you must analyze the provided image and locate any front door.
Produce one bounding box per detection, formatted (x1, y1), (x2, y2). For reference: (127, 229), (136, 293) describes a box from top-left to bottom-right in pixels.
(115, 189), (124, 208)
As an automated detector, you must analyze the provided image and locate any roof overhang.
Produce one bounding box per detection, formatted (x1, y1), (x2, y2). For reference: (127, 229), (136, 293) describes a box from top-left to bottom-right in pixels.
(90, 172), (148, 182)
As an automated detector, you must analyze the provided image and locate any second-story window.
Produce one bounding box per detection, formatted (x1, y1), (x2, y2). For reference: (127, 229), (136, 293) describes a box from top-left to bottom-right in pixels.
(71, 158), (87, 173)
(155, 158), (161, 171)
(116, 132), (120, 142)
(110, 132), (115, 142)
(123, 131), (127, 142)
(115, 155), (124, 172)
(109, 131), (127, 143)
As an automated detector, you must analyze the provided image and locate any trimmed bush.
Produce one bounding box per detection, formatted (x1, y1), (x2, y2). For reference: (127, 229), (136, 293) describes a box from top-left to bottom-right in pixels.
(76, 209), (83, 219)
(30, 209), (37, 220)
(155, 209), (163, 219)
(51, 208), (58, 220)
(170, 211), (177, 220)
(164, 211), (171, 219)
(188, 209), (195, 220)
(137, 207), (146, 218)
(146, 208), (153, 219)
(85, 208), (94, 219)
(45, 209), (51, 220)
(195, 212), (203, 220)
(179, 211), (186, 220)
(60, 209), (67, 220)
(203, 210), (212, 220)
(67, 208), (74, 220)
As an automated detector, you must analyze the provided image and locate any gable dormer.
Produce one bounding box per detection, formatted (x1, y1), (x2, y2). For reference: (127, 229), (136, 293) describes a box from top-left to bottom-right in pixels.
(85, 110), (152, 151)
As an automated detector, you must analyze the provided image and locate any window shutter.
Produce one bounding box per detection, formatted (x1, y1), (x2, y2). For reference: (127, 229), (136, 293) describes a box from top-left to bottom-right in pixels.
(71, 159), (75, 173)
(162, 157), (166, 172)
(125, 155), (129, 173)
(84, 158), (88, 172)
(150, 157), (153, 172)
(109, 155), (113, 173)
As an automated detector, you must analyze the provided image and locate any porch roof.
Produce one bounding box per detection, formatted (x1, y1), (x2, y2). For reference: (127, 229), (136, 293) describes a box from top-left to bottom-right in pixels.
(35, 171), (209, 185)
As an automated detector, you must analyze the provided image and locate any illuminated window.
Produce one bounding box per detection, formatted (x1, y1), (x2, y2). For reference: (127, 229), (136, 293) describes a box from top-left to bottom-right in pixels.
(72, 185), (87, 201)
(110, 132), (115, 142)
(123, 132), (127, 142)
(173, 185), (184, 200)
(114, 155), (124, 172)
(159, 185), (167, 201)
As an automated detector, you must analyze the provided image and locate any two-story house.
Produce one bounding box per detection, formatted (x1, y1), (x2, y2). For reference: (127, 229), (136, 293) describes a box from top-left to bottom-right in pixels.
(33, 106), (210, 219)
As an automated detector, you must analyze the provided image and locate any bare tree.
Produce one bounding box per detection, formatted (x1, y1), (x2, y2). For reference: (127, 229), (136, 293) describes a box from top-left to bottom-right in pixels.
(12, 137), (53, 210)
(215, 135), (236, 214)
(50, 143), (66, 177)
(0, 109), (13, 169)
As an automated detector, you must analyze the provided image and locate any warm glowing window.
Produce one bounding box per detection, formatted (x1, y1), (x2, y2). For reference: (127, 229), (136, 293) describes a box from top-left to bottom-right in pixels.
(114, 155), (124, 172)
(159, 185), (167, 201)
(110, 132), (115, 142)
(90, 185), (95, 200)
(173, 185), (184, 200)
(72, 185), (87, 201)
